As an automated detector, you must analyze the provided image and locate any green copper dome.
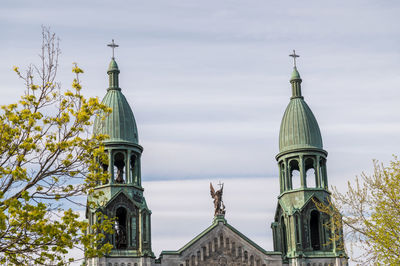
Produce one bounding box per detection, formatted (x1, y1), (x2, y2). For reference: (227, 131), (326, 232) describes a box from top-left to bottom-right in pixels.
(279, 68), (323, 153)
(108, 58), (119, 71)
(290, 67), (301, 81)
(93, 59), (139, 144)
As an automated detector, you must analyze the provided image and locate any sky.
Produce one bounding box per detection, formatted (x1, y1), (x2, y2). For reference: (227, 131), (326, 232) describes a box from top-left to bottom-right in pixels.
(1, 0), (400, 264)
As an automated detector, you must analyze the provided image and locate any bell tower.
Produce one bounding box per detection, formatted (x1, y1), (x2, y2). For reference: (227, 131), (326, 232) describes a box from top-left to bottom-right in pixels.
(271, 51), (347, 265)
(86, 41), (154, 266)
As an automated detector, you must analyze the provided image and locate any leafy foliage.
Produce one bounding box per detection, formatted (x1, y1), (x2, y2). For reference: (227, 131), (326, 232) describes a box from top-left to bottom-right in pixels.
(0, 28), (113, 265)
(316, 157), (400, 265)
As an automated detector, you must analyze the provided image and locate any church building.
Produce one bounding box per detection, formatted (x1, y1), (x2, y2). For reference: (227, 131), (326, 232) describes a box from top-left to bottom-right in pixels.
(85, 44), (348, 266)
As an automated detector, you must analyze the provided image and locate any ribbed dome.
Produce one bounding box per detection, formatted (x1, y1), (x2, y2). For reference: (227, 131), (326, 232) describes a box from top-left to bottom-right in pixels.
(94, 90), (138, 144)
(279, 98), (322, 153)
(93, 58), (138, 144)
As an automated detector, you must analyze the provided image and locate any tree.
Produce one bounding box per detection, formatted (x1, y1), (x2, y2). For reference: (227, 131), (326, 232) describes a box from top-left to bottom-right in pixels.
(0, 28), (113, 265)
(316, 157), (400, 265)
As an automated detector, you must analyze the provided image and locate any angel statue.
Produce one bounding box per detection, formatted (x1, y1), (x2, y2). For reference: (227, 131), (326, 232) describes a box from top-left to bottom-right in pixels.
(210, 182), (226, 216)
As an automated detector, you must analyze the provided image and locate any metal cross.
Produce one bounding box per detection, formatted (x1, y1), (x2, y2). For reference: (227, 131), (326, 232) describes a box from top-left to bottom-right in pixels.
(107, 39), (119, 59)
(218, 180), (223, 189)
(289, 49), (300, 67)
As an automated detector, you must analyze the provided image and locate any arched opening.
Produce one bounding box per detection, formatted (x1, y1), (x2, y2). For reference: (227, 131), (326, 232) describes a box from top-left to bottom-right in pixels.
(114, 152), (125, 183)
(306, 168), (316, 187)
(310, 210), (321, 250)
(305, 158), (316, 188)
(290, 160), (300, 189)
(197, 250), (201, 262)
(102, 164), (109, 184)
(281, 216), (288, 255)
(231, 241), (236, 256)
(115, 207), (127, 249)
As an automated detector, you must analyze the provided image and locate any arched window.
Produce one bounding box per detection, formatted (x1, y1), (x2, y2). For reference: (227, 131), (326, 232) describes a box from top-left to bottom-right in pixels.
(115, 207), (127, 249)
(281, 216), (288, 255)
(114, 152), (125, 183)
(289, 160), (300, 189)
(305, 158), (316, 188)
(197, 250), (201, 262)
(310, 210), (321, 250)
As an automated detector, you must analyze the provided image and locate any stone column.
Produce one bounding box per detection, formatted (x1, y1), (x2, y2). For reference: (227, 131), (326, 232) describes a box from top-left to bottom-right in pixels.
(316, 155), (321, 188)
(126, 150), (131, 184)
(285, 159), (291, 190)
(299, 155), (306, 188)
(279, 162), (284, 193)
(137, 156), (141, 186)
(108, 149), (114, 184)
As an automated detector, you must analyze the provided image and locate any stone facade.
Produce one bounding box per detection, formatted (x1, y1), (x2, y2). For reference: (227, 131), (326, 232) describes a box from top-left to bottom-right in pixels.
(159, 216), (282, 266)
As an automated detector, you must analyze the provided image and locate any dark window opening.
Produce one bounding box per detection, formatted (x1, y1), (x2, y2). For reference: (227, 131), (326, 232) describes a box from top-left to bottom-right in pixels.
(295, 215), (301, 245)
(310, 210), (321, 250)
(115, 207), (127, 249)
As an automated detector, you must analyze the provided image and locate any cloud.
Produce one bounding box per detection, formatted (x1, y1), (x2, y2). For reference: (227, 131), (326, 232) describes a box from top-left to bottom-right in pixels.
(1, 2), (399, 265)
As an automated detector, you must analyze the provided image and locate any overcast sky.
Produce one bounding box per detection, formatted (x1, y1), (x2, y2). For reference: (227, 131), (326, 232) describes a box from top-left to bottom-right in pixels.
(1, 0), (399, 264)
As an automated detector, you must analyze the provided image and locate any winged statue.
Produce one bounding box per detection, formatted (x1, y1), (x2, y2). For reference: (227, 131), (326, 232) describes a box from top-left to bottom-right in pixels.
(210, 182), (226, 216)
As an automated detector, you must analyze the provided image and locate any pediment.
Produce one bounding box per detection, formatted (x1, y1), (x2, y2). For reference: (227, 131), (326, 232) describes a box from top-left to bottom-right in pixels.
(160, 217), (281, 265)
(104, 190), (138, 213)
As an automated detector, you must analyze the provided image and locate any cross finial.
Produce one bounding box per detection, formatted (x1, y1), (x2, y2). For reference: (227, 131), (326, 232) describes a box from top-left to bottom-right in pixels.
(289, 49), (300, 67)
(107, 39), (119, 59)
(218, 180), (223, 189)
